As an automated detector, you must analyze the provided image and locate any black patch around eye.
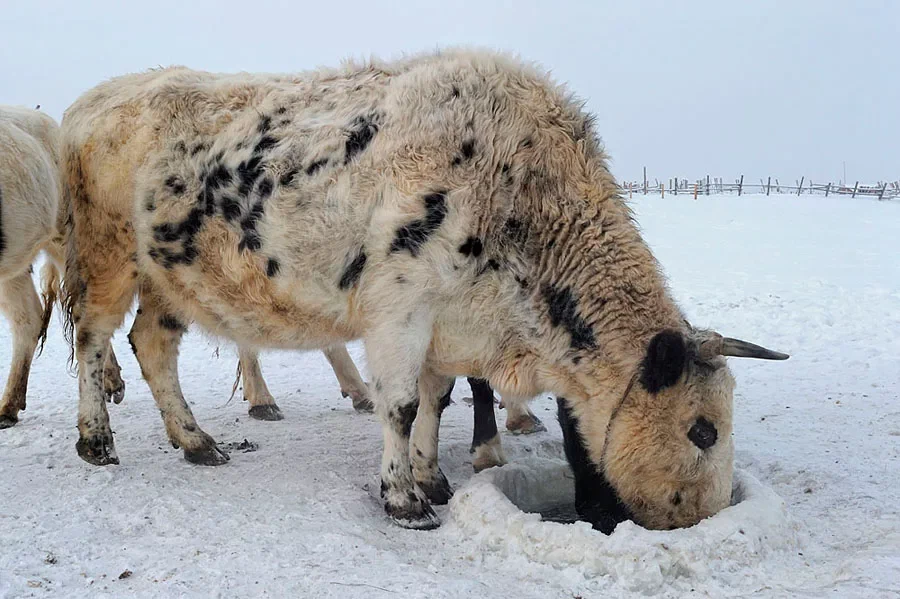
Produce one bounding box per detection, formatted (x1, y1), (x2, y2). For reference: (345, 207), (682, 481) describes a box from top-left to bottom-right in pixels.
(688, 417), (718, 450)
(638, 330), (687, 393)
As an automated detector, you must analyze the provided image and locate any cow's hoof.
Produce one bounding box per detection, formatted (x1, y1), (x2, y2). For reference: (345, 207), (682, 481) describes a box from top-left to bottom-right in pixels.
(343, 389), (374, 413)
(506, 413), (547, 435)
(0, 414), (18, 429)
(248, 404), (284, 421)
(418, 470), (453, 505)
(385, 500), (441, 530)
(76, 434), (119, 466)
(184, 444), (230, 466)
(104, 371), (125, 404)
(472, 437), (507, 472)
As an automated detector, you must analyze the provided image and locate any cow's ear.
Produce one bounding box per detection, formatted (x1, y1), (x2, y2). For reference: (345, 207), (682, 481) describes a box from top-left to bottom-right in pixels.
(638, 330), (687, 393)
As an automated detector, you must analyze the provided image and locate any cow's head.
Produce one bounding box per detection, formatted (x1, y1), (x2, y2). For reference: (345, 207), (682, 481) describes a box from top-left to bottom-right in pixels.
(564, 328), (788, 531)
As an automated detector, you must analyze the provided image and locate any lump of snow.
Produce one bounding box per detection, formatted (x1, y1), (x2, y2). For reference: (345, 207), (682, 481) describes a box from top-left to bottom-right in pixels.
(448, 455), (801, 593)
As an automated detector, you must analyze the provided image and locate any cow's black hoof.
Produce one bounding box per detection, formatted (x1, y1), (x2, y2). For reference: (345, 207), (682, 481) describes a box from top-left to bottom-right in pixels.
(76, 434), (119, 466)
(184, 444), (230, 466)
(0, 414), (18, 429)
(418, 470), (454, 505)
(248, 404), (284, 421)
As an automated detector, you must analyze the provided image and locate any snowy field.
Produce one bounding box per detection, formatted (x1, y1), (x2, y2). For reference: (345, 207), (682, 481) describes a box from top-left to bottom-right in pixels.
(1, 193), (898, 598)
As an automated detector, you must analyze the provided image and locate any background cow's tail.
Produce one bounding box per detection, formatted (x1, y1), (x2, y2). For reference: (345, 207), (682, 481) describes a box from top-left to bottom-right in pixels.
(36, 241), (63, 356)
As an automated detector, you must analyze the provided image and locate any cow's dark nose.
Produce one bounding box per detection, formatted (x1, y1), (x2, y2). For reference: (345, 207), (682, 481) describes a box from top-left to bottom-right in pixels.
(688, 417), (718, 450)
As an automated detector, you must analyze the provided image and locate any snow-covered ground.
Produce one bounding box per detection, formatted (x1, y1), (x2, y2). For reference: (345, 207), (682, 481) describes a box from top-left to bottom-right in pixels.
(1, 194), (898, 598)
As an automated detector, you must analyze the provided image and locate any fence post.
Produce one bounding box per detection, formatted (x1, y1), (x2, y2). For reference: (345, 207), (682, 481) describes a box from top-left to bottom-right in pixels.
(628, 183), (633, 199)
(879, 182), (887, 200)
(738, 174), (743, 196)
(825, 183), (831, 197)
(706, 175), (710, 195)
(766, 176), (771, 196)
(661, 182), (665, 198)
(673, 177), (678, 195)
(797, 176), (804, 196)
(643, 167), (648, 195)
(852, 181), (859, 198)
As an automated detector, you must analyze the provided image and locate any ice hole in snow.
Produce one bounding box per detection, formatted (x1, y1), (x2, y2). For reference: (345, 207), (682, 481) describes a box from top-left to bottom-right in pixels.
(449, 452), (801, 591)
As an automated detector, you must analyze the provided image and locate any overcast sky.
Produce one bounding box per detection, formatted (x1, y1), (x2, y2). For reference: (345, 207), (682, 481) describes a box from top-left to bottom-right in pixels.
(2, 0), (897, 184)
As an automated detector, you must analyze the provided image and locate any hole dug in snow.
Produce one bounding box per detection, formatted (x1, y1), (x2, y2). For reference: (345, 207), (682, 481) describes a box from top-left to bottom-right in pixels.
(448, 455), (800, 592)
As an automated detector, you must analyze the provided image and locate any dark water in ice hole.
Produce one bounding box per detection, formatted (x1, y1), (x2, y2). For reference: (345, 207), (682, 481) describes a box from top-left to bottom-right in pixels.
(537, 503), (581, 524)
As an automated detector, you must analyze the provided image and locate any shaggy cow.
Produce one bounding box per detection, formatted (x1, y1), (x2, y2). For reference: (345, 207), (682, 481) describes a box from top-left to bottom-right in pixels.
(0, 106), (67, 427)
(60, 49), (788, 530)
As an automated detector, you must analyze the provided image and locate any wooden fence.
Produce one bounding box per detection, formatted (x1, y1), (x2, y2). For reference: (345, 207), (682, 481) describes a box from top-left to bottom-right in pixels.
(619, 173), (900, 200)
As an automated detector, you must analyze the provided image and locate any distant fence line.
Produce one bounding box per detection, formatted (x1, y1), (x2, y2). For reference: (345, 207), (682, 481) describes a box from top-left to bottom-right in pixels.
(618, 172), (900, 200)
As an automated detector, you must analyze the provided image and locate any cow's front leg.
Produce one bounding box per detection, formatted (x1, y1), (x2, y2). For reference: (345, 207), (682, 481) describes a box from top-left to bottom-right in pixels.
(410, 371), (455, 504)
(127, 292), (228, 466)
(239, 347), (283, 421)
(365, 310), (438, 530)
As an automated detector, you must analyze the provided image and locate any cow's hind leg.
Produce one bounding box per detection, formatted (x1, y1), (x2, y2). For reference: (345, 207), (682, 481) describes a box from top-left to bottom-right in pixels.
(366, 310), (438, 529)
(469, 378), (508, 472)
(127, 291), (228, 466)
(410, 371), (455, 504)
(239, 347), (283, 421)
(322, 345), (372, 412)
(0, 273), (44, 428)
(103, 344), (125, 404)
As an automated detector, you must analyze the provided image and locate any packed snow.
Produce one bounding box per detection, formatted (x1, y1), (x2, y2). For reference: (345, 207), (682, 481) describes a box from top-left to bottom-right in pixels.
(1, 194), (898, 598)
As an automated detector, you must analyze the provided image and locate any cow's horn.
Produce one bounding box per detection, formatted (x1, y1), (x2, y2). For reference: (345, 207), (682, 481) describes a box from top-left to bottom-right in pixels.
(721, 337), (790, 360)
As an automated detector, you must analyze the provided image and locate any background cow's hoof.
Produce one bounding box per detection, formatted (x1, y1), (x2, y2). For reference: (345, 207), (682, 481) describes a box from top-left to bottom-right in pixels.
(75, 434), (120, 466)
(104, 378), (125, 404)
(184, 444), (230, 466)
(0, 414), (18, 429)
(506, 413), (547, 435)
(343, 390), (374, 413)
(248, 404), (284, 421)
(418, 470), (454, 505)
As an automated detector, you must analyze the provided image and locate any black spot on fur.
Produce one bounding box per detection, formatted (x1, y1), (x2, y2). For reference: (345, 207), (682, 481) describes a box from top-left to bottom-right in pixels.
(504, 218), (528, 244)
(671, 492), (682, 506)
(557, 397), (633, 534)
(338, 250), (367, 290)
(237, 155), (265, 197)
(256, 177), (274, 199)
(174, 141), (187, 154)
(395, 275), (407, 284)
(344, 115), (379, 164)
(461, 139), (475, 160)
(220, 195), (242, 222)
(542, 285), (597, 351)
(253, 135), (278, 155)
(266, 258), (280, 277)
(279, 168), (298, 186)
(257, 115), (272, 134)
(688, 417), (718, 450)
(305, 158), (328, 176)
(458, 236), (483, 258)
(190, 142), (207, 157)
(158, 315), (184, 331)
(165, 175), (186, 195)
(205, 164), (232, 192)
(514, 275), (529, 290)
(395, 402), (418, 438)
(450, 85), (460, 98)
(638, 330), (687, 393)
(389, 192), (448, 256)
(275, 106), (287, 115)
(238, 202), (265, 252)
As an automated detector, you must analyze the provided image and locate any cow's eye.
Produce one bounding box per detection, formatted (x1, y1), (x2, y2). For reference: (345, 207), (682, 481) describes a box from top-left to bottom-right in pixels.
(688, 417), (717, 450)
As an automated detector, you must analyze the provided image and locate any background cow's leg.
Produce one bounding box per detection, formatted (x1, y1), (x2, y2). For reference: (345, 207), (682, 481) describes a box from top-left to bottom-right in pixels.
(239, 347), (283, 421)
(468, 377), (508, 472)
(365, 309), (438, 530)
(410, 370), (455, 504)
(0, 272), (43, 428)
(504, 396), (546, 434)
(322, 344), (372, 412)
(103, 343), (125, 404)
(127, 291), (228, 466)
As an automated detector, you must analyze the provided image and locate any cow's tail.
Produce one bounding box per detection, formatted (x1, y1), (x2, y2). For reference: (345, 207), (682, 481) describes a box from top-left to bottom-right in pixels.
(36, 239), (64, 356)
(59, 142), (86, 370)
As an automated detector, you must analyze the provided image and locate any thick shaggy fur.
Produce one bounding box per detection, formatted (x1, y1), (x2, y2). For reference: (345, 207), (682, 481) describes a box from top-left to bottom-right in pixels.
(61, 49), (771, 530)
